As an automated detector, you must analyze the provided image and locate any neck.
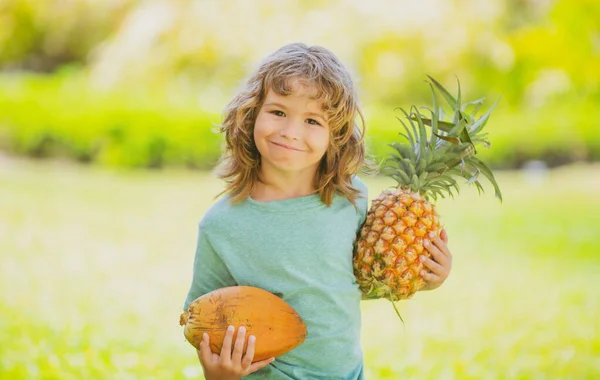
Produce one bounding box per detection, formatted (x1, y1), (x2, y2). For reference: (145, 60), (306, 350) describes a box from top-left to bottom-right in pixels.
(252, 167), (318, 202)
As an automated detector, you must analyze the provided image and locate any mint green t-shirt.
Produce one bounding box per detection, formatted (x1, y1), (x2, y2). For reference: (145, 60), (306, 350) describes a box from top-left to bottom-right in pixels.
(183, 177), (368, 379)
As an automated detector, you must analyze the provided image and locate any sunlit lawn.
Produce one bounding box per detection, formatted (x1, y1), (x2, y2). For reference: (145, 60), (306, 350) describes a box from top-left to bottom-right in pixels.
(1, 157), (599, 379)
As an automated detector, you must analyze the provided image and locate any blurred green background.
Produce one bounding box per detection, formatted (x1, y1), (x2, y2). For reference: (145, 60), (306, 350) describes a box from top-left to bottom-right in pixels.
(1, 0), (599, 379)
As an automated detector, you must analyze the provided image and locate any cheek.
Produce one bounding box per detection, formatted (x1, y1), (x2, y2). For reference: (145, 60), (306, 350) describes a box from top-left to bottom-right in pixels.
(312, 132), (330, 157)
(253, 125), (260, 142)
(253, 115), (268, 141)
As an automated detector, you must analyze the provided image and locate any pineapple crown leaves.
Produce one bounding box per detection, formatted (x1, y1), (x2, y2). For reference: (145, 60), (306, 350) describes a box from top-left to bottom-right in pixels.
(381, 75), (503, 202)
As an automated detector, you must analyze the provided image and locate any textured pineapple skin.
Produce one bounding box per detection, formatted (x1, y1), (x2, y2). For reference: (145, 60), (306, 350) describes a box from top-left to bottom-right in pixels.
(353, 189), (441, 300)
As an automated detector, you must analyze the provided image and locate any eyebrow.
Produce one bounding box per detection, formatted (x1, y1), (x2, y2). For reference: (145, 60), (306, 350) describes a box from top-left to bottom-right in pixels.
(263, 102), (326, 120)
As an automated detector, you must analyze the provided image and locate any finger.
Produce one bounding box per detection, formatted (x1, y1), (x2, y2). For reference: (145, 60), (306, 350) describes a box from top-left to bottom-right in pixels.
(420, 269), (441, 284)
(241, 334), (257, 369)
(423, 239), (449, 267)
(219, 325), (235, 364)
(198, 333), (213, 365)
(247, 357), (275, 374)
(428, 232), (452, 261)
(231, 326), (246, 364)
(420, 254), (444, 276)
(441, 228), (448, 244)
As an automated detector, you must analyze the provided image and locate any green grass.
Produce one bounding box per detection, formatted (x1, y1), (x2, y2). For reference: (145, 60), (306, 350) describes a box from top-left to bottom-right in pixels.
(1, 157), (599, 379)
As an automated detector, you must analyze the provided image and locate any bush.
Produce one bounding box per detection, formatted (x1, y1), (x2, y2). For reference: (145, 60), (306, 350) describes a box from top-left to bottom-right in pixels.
(0, 73), (222, 169)
(1, 73), (599, 170)
(364, 98), (600, 169)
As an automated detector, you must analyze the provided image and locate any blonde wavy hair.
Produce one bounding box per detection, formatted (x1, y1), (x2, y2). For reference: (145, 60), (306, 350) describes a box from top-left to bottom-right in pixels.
(218, 43), (371, 206)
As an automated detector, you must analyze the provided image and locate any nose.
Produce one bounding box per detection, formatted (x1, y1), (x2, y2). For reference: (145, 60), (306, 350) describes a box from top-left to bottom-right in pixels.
(280, 118), (302, 140)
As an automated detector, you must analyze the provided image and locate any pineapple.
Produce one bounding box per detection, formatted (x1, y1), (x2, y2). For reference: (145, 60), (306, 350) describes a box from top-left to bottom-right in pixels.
(353, 75), (502, 316)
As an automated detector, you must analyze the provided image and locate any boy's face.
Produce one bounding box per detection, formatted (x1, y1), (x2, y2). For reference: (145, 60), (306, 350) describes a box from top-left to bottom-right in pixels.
(254, 81), (330, 181)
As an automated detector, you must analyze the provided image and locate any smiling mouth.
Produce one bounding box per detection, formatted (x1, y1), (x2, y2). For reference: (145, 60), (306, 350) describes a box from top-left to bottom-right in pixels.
(271, 141), (305, 152)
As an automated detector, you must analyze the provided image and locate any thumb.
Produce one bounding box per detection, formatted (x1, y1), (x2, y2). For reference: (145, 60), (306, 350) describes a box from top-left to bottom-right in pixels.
(247, 357), (275, 374)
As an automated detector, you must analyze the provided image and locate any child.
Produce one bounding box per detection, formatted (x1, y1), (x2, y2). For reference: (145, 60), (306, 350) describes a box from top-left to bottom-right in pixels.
(183, 43), (452, 380)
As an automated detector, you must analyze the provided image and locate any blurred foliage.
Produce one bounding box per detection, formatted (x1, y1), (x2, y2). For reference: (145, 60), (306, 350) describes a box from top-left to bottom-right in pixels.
(0, 0), (134, 72)
(0, 73), (221, 169)
(365, 97), (600, 169)
(0, 0), (599, 168)
(1, 72), (598, 169)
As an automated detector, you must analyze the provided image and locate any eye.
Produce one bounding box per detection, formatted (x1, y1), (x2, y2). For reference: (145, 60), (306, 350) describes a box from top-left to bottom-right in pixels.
(270, 110), (285, 117)
(306, 118), (322, 126)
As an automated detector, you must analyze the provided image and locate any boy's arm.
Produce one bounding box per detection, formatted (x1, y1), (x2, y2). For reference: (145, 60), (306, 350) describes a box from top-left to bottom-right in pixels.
(183, 222), (236, 311)
(184, 224), (274, 376)
(354, 177), (371, 301)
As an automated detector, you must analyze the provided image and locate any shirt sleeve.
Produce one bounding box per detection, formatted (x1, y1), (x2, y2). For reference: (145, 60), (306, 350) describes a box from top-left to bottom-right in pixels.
(182, 222), (237, 311)
(353, 176), (369, 231)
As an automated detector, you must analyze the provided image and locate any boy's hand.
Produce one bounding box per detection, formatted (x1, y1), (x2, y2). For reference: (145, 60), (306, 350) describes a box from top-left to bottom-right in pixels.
(419, 229), (452, 291)
(197, 325), (274, 380)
